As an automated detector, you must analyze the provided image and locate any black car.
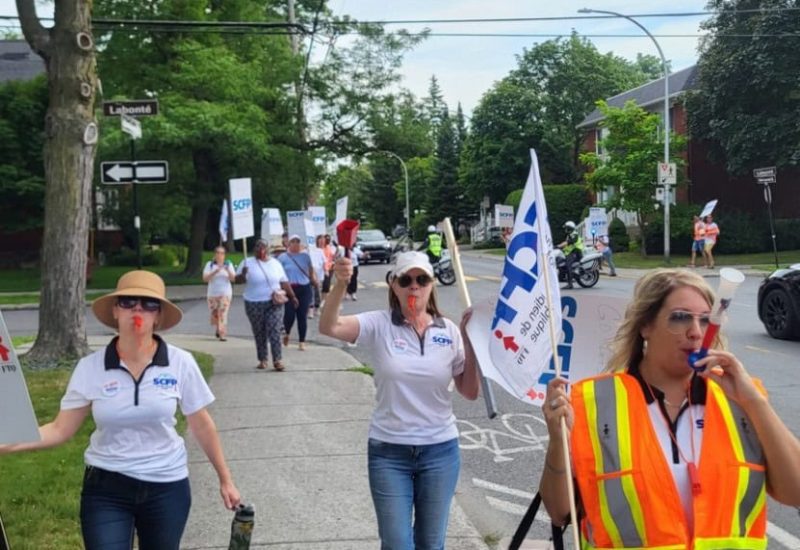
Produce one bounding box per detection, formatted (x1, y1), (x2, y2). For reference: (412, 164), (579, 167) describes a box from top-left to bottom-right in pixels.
(757, 264), (800, 340)
(357, 229), (392, 264)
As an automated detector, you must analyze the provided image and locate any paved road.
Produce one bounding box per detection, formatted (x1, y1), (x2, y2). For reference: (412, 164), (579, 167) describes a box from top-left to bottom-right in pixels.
(5, 255), (800, 547)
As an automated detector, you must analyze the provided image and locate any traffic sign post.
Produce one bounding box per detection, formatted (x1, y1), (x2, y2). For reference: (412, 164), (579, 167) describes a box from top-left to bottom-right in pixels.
(753, 166), (779, 268)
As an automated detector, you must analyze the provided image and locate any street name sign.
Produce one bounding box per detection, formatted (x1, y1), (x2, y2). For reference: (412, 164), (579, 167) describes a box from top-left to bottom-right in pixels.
(101, 161), (169, 184)
(120, 114), (142, 140)
(0, 310), (40, 445)
(753, 166), (776, 185)
(657, 162), (677, 185)
(103, 99), (159, 117)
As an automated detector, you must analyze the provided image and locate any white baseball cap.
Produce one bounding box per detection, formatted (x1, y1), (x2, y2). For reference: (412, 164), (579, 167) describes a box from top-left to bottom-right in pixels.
(391, 251), (434, 279)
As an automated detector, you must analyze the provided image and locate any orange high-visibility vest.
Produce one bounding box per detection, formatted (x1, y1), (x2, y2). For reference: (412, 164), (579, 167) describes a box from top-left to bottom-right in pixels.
(570, 373), (767, 549)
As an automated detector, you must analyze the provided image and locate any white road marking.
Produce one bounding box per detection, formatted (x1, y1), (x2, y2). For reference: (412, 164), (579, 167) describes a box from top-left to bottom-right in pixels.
(473, 478), (800, 548)
(745, 345), (774, 354)
(767, 521), (800, 549)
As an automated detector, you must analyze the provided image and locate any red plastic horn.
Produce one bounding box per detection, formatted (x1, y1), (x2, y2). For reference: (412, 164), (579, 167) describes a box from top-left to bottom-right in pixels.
(336, 219), (360, 257)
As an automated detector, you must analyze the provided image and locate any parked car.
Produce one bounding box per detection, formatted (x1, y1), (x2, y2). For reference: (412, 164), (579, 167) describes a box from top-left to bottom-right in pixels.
(357, 229), (392, 264)
(757, 264), (800, 340)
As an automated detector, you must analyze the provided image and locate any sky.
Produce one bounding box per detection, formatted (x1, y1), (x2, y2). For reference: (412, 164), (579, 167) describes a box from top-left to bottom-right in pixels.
(1, 0), (710, 113)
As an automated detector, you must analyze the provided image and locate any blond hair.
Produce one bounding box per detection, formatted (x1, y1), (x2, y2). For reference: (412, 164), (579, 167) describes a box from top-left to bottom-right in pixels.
(604, 268), (725, 372)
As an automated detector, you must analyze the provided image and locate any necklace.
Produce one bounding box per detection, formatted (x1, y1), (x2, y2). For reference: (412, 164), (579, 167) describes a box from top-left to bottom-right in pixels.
(644, 381), (702, 497)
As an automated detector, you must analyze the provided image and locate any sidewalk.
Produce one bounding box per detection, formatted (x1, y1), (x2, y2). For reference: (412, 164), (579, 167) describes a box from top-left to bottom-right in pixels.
(147, 334), (488, 550)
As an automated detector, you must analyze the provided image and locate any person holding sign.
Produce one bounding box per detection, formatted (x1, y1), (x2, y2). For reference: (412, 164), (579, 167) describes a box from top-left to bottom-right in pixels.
(0, 271), (241, 550)
(320, 251), (480, 549)
(689, 215), (707, 268)
(278, 235), (317, 350)
(539, 268), (800, 548)
(704, 214), (720, 269)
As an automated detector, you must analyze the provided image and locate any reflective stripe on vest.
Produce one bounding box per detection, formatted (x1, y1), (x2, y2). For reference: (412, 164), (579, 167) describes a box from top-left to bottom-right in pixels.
(584, 377), (647, 547)
(576, 374), (767, 549)
(707, 383), (767, 540)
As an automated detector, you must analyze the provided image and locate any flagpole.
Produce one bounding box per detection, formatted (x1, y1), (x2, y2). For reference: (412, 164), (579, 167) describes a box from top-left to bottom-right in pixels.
(443, 217), (498, 419)
(532, 151), (581, 550)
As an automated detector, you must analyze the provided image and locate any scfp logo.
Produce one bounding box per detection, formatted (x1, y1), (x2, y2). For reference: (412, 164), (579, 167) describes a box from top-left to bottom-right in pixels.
(431, 334), (453, 346)
(232, 198), (252, 211)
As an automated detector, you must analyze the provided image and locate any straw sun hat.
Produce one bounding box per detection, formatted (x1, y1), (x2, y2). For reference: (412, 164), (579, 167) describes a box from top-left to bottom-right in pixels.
(91, 270), (183, 331)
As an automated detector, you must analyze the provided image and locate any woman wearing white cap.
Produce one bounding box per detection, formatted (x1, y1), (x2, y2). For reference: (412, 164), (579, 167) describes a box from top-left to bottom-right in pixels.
(0, 270), (240, 550)
(320, 251), (480, 549)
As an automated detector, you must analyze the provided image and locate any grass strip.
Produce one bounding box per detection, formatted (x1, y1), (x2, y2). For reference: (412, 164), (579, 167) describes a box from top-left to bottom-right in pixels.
(0, 350), (213, 550)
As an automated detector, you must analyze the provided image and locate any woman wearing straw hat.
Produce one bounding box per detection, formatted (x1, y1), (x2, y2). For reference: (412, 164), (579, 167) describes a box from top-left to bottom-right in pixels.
(0, 270), (241, 550)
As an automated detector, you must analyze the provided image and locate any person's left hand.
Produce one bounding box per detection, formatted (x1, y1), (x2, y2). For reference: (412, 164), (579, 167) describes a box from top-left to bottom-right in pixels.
(695, 349), (765, 408)
(291, 296), (300, 308)
(220, 479), (241, 510)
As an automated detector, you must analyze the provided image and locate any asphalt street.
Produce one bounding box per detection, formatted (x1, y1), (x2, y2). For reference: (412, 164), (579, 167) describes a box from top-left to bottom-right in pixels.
(5, 254), (800, 547)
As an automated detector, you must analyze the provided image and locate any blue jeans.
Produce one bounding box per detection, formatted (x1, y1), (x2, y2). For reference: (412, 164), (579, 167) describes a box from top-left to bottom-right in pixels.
(368, 438), (460, 550)
(80, 466), (191, 550)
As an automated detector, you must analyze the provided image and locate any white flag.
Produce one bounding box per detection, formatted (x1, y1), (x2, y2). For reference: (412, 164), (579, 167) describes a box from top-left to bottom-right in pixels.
(466, 150), (562, 402)
(219, 199), (229, 243)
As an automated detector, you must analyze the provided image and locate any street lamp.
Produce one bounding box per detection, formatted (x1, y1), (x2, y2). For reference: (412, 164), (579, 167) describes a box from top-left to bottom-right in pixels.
(379, 151), (411, 234)
(578, 8), (672, 262)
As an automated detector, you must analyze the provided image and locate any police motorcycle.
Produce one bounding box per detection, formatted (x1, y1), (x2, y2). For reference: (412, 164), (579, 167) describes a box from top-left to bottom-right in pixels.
(553, 247), (602, 288)
(385, 235), (456, 286)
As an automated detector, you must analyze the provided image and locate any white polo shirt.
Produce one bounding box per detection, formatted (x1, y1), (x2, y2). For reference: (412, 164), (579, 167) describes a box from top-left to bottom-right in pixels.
(61, 336), (214, 483)
(356, 309), (465, 445)
(236, 257), (288, 302)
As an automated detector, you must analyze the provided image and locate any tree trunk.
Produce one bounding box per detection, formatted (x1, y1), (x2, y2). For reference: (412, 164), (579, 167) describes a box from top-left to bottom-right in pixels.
(637, 211), (648, 256)
(183, 150), (216, 277)
(17, 0), (97, 364)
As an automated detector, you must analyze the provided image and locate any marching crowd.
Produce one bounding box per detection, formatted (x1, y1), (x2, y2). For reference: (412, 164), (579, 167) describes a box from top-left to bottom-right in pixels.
(3, 223), (800, 550)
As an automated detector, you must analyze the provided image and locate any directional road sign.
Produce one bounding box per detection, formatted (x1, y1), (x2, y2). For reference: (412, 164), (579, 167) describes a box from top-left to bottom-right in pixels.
(103, 99), (159, 117)
(101, 161), (169, 184)
(121, 114), (142, 140)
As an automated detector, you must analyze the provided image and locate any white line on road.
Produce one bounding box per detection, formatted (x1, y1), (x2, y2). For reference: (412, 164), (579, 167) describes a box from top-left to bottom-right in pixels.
(767, 521), (800, 549)
(473, 478), (800, 548)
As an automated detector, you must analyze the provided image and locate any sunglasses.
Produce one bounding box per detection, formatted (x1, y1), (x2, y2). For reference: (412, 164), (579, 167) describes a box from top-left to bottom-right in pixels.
(396, 274), (433, 288)
(117, 296), (162, 312)
(665, 310), (711, 334)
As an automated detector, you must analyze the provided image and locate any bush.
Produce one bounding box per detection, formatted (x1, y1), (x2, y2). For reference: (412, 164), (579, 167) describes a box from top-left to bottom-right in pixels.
(107, 246), (181, 267)
(608, 217), (630, 252)
(644, 203), (698, 255)
(542, 184), (591, 239)
(774, 218), (800, 251)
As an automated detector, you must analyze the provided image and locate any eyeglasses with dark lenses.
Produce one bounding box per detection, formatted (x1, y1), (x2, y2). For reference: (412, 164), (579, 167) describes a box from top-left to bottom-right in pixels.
(396, 274), (433, 288)
(117, 296), (162, 312)
(665, 310), (710, 334)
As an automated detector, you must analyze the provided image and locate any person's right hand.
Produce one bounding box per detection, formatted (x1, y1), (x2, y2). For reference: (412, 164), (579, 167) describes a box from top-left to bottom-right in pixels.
(332, 257), (353, 282)
(542, 377), (573, 438)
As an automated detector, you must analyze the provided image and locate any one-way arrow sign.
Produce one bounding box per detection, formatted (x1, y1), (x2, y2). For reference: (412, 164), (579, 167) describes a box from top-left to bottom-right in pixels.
(101, 161), (169, 184)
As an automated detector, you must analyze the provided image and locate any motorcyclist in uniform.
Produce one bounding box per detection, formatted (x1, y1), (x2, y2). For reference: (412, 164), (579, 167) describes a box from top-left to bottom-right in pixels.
(557, 221), (584, 289)
(418, 225), (443, 266)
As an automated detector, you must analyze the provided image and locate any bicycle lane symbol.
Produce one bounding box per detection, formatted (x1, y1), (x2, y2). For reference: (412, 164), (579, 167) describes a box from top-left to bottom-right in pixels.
(457, 413), (549, 463)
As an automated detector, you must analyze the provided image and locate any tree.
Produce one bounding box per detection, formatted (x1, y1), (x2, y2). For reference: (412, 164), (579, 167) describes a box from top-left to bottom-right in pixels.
(0, 75), (48, 233)
(686, 0), (800, 174)
(427, 106), (461, 226)
(17, 0), (98, 362)
(460, 34), (659, 205)
(580, 100), (685, 254)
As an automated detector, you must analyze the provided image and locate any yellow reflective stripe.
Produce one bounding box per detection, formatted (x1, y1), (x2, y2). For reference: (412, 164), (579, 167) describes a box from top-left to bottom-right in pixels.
(710, 383), (751, 537)
(581, 540), (685, 550)
(614, 377), (647, 546)
(584, 381), (623, 547)
(744, 484), (766, 536)
(694, 536), (767, 549)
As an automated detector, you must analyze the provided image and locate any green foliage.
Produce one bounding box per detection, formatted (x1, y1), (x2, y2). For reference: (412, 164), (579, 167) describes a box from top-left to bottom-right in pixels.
(643, 202), (705, 255)
(505, 189), (523, 212)
(106, 246), (183, 267)
(580, 100), (686, 253)
(0, 75), (48, 231)
(542, 184), (592, 239)
(608, 217), (630, 252)
(460, 33), (660, 205)
(686, 0), (800, 174)
(775, 218), (800, 251)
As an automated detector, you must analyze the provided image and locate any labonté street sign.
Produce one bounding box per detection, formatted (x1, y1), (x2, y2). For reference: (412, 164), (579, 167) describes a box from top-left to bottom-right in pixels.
(102, 99), (159, 117)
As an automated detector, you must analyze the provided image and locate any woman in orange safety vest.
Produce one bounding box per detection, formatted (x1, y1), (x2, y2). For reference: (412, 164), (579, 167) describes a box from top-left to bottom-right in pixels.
(539, 268), (800, 549)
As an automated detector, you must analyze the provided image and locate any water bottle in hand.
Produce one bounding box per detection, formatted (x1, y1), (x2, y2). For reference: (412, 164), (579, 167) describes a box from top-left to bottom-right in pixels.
(228, 503), (255, 550)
